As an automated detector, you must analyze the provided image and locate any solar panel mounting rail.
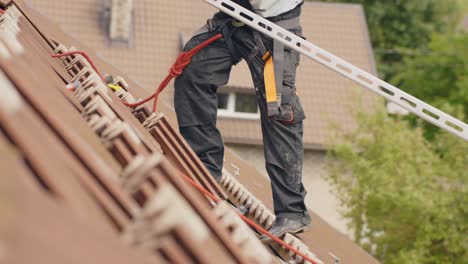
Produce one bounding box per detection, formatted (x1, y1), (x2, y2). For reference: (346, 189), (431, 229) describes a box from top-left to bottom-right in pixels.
(201, 0), (468, 141)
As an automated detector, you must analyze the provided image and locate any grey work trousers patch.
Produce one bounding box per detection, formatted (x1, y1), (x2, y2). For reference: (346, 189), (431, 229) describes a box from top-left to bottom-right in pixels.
(174, 12), (309, 222)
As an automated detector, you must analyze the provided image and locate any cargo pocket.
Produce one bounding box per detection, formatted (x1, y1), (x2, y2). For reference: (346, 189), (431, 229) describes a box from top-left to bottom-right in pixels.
(274, 94), (306, 125)
(282, 49), (300, 90)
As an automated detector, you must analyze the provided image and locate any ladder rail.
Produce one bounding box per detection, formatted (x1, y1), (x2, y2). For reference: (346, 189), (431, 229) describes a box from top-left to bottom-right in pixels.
(201, 0), (468, 141)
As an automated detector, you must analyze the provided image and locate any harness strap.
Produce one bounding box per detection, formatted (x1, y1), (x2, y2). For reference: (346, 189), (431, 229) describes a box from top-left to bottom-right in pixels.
(273, 40), (285, 107)
(247, 31), (267, 63)
(262, 52), (279, 116)
(274, 16), (301, 31)
(263, 16), (301, 116)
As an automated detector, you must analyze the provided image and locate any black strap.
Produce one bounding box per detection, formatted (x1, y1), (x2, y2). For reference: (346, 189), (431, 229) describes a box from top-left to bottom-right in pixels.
(246, 31), (267, 63)
(273, 40), (285, 106)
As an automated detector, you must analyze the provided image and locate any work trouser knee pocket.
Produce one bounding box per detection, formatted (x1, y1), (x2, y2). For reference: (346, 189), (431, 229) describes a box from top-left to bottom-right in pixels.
(274, 94), (306, 125)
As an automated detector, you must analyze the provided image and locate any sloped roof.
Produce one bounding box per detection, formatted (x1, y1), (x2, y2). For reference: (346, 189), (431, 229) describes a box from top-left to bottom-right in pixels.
(27, 0), (380, 149)
(1, 1), (380, 262)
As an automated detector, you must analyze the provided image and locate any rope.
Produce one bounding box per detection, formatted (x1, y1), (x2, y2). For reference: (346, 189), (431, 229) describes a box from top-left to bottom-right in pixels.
(50, 51), (104, 81)
(121, 33), (223, 112)
(50, 37), (320, 264)
(51, 34), (222, 112)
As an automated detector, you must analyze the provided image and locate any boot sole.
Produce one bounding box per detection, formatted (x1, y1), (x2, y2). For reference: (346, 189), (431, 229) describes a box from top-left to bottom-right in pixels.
(259, 225), (311, 244)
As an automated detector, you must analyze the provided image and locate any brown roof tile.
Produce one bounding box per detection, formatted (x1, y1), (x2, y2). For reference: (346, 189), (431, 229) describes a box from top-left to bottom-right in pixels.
(10, 1), (380, 262)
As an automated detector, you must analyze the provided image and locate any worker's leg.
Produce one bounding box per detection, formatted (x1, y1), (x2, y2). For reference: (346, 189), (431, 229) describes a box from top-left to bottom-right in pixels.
(260, 55), (309, 223)
(174, 17), (237, 181)
(260, 106), (309, 222)
(233, 26), (310, 224)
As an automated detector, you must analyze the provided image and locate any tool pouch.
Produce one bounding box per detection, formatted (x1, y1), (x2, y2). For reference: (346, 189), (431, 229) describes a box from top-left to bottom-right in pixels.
(274, 92), (306, 124)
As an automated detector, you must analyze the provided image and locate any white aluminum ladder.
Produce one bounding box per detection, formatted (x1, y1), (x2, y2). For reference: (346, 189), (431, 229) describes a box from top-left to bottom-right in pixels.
(201, 0), (468, 141)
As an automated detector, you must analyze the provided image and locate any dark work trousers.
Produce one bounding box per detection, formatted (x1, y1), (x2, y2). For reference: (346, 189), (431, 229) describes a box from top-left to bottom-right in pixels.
(174, 9), (310, 223)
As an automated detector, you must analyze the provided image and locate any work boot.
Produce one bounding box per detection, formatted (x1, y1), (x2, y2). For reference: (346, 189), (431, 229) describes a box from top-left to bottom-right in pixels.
(259, 216), (311, 243)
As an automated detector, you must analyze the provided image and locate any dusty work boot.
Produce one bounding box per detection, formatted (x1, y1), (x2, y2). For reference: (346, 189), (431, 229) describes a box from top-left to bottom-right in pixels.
(259, 216), (311, 243)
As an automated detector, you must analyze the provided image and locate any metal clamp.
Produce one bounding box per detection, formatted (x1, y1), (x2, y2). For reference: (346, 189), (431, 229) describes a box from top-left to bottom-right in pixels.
(142, 112), (164, 130)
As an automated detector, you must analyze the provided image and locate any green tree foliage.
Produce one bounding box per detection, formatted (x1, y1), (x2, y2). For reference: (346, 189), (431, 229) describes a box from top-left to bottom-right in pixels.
(327, 108), (468, 263)
(316, 1), (468, 262)
(315, 0), (468, 139)
(392, 33), (468, 139)
(318, 0), (463, 81)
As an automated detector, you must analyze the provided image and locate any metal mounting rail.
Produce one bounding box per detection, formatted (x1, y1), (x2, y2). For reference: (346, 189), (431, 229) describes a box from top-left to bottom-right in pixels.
(201, 0), (468, 141)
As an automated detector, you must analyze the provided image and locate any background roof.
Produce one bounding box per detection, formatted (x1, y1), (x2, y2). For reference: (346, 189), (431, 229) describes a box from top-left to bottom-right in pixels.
(28, 0), (380, 149)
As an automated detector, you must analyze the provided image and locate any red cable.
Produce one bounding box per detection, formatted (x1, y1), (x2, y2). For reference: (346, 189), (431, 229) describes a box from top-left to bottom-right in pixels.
(50, 37), (319, 263)
(51, 51), (104, 81)
(178, 171), (320, 264)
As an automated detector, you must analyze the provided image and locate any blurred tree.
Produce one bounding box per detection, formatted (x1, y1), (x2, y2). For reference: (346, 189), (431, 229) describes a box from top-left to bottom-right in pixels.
(392, 33), (468, 139)
(318, 0), (464, 81)
(316, 0), (467, 139)
(327, 107), (468, 263)
(317, 1), (468, 262)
